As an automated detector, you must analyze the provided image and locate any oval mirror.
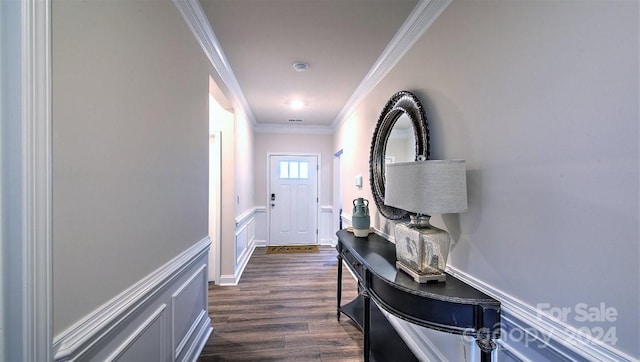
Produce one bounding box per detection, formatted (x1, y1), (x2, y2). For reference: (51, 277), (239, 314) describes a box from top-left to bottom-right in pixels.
(369, 91), (430, 220)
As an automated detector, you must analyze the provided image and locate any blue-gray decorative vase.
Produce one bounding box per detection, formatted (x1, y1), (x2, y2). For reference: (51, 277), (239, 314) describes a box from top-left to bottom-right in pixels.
(352, 198), (370, 237)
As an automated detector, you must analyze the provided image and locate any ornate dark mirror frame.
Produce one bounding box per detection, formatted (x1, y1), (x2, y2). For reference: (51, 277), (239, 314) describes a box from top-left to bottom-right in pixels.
(369, 91), (430, 220)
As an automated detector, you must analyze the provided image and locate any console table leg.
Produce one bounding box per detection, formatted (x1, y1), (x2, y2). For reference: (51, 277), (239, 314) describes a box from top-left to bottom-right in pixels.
(336, 254), (343, 321)
(363, 291), (370, 362)
(476, 338), (496, 362)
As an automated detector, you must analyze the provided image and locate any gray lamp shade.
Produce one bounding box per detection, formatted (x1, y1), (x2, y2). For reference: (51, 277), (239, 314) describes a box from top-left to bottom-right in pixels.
(384, 160), (467, 215)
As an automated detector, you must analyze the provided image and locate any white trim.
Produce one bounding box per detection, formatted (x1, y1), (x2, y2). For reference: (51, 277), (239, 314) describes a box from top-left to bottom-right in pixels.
(319, 205), (334, 246)
(171, 265), (208, 360)
(445, 265), (639, 362)
(234, 216), (254, 265)
(253, 206), (268, 246)
(340, 211), (351, 227)
(21, 0), (53, 360)
(174, 0), (452, 134)
(172, 0), (257, 127)
(53, 237), (211, 361)
(218, 240), (256, 286)
(208, 131), (222, 284)
(331, 0), (453, 130)
(234, 206), (258, 227)
(106, 305), (167, 362)
(380, 308), (450, 362)
(175, 310), (206, 361)
(177, 310), (211, 362)
(372, 227), (394, 243)
(219, 215), (258, 286)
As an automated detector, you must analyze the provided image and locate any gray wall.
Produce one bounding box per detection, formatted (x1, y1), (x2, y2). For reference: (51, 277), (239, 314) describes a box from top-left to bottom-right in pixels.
(52, 0), (209, 336)
(1, 1), (23, 360)
(336, 0), (638, 357)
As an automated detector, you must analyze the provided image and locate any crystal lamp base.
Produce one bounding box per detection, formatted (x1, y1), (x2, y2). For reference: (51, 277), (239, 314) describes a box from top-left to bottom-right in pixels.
(396, 261), (446, 282)
(394, 216), (451, 283)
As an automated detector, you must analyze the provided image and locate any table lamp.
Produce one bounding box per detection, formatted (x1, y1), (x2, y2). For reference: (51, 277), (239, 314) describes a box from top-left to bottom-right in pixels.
(384, 158), (467, 282)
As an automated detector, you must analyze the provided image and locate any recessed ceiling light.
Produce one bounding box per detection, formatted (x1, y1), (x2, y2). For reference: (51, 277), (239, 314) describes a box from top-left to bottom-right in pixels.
(289, 99), (305, 110)
(292, 62), (309, 72)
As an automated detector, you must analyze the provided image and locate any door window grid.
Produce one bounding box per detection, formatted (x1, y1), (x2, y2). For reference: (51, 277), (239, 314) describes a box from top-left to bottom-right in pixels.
(279, 161), (309, 179)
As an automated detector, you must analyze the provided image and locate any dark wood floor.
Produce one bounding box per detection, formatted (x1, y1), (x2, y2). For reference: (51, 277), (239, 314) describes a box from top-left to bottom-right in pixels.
(197, 246), (364, 362)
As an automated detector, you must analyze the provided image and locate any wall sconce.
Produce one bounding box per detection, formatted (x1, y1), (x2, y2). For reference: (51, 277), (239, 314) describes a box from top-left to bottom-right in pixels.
(384, 158), (467, 282)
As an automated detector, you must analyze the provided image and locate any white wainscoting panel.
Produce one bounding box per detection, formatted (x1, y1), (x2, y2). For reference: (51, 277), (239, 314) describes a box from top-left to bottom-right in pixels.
(253, 207), (267, 247)
(234, 212), (255, 269)
(319, 205), (334, 245)
(172, 265), (208, 361)
(107, 305), (167, 362)
(52, 237), (212, 362)
(340, 211), (351, 228)
(220, 209), (258, 285)
(235, 221), (250, 265)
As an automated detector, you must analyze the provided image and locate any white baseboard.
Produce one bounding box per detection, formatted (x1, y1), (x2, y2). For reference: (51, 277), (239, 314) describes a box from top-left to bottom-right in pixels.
(52, 237), (211, 361)
(219, 238), (257, 286)
(319, 238), (335, 246)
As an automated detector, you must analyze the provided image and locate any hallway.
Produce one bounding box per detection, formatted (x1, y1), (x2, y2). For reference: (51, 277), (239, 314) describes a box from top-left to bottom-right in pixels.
(198, 247), (363, 361)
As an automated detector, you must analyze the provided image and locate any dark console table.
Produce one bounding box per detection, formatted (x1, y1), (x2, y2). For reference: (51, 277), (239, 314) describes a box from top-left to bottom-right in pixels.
(336, 229), (501, 362)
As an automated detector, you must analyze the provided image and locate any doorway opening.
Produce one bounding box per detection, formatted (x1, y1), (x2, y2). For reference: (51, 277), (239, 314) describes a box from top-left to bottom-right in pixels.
(208, 76), (232, 283)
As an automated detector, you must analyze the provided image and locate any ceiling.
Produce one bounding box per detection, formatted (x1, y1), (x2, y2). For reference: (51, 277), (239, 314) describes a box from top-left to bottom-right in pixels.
(199, 0), (419, 131)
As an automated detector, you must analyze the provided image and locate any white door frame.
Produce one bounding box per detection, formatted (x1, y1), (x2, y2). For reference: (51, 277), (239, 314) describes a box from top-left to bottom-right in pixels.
(333, 149), (343, 244)
(208, 131), (221, 283)
(1, 0), (53, 360)
(266, 153), (321, 246)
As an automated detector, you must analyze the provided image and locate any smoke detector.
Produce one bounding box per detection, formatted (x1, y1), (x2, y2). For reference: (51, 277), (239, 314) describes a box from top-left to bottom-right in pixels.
(292, 62), (309, 72)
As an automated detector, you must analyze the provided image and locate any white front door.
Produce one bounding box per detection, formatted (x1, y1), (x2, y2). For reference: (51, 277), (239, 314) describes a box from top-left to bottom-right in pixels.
(269, 155), (318, 245)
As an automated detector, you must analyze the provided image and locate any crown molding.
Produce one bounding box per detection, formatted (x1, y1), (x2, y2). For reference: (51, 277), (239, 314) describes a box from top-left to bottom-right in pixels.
(173, 0), (258, 127)
(331, 0), (453, 131)
(175, 0), (452, 133)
